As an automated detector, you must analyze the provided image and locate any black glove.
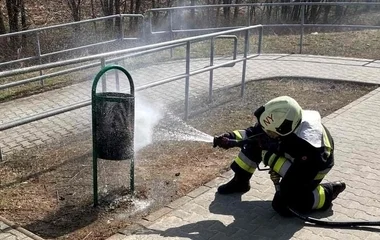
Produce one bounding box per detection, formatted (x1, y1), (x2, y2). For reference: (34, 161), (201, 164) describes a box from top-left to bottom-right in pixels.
(213, 133), (234, 149)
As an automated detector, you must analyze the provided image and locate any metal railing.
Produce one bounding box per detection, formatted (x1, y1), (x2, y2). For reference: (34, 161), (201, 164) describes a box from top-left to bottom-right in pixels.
(0, 14), (145, 71)
(2, 2), (380, 94)
(147, 2), (380, 54)
(0, 25), (263, 132)
(0, 34), (239, 92)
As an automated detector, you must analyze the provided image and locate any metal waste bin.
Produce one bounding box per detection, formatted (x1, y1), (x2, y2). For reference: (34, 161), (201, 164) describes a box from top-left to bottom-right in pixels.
(94, 92), (134, 160)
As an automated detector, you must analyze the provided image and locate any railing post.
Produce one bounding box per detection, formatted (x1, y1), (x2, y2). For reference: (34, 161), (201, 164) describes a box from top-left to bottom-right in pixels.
(233, 36), (238, 60)
(209, 38), (215, 103)
(119, 14), (124, 40)
(258, 26), (263, 54)
(247, 28), (250, 56)
(101, 58), (106, 92)
(141, 15), (146, 41)
(241, 29), (249, 97)
(169, 10), (174, 58)
(149, 11), (154, 36)
(35, 32), (44, 84)
(184, 41), (191, 120)
(115, 62), (120, 92)
(299, 4), (305, 54)
(247, 6), (251, 26)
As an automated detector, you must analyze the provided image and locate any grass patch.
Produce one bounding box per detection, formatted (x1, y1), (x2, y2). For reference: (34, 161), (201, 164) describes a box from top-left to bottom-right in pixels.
(262, 29), (380, 58)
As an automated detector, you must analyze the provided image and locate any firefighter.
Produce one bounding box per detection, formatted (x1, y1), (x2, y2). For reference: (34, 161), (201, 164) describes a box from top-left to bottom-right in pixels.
(213, 96), (346, 217)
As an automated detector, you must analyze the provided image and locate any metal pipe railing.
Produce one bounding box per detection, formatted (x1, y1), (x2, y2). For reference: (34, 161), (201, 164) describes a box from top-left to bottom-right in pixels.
(241, 29), (249, 97)
(0, 62), (98, 91)
(0, 42), (186, 90)
(148, 2), (380, 12)
(209, 37), (215, 103)
(0, 14), (145, 69)
(0, 25), (263, 131)
(208, 34), (238, 102)
(184, 41), (191, 120)
(300, 5), (305, 54)
(147, 2), (380, 54)
(0, 52), (262, 132)
(0, 25), (263, 79)
(0, 15), (142, 37)
(3, 2), (380, 92)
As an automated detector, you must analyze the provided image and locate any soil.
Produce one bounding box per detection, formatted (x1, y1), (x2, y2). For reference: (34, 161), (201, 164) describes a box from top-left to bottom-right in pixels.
(0, 78), (378, 240)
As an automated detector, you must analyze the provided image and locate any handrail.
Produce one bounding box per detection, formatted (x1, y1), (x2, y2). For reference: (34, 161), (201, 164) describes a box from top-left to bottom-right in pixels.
(0, 54), (259, 131)
(2, 1), (379, 87)
(0, 14), (145, 72)
(0, 25), (263, 130)
(0, 42), (186, 90)
(148, 1), (380, 11)
(0, 25), (263, 79)
(0, 14), (144, 38)
(146, 2), (380, 55)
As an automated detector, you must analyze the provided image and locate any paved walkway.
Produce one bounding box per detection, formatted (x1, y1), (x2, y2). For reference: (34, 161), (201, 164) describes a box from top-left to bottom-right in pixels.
(1, 54), (380, 239)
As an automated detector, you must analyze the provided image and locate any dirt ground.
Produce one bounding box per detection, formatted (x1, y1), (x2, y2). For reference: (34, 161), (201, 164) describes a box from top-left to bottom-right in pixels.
(0, 78), (378, 240)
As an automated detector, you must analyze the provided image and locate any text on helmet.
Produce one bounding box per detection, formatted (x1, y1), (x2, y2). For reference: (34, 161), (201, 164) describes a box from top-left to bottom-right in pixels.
(263, 114), (274, 126)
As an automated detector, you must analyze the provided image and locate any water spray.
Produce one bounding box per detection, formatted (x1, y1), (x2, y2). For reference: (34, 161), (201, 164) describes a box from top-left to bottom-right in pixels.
(154, 112), (214, 143)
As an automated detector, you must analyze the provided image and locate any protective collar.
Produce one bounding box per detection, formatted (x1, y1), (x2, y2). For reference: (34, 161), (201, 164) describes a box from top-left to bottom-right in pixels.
(293, 110), (323, 148)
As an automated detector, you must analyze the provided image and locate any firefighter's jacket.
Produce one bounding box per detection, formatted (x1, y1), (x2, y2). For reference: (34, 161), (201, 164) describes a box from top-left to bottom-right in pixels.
(229, 110), (334, 178)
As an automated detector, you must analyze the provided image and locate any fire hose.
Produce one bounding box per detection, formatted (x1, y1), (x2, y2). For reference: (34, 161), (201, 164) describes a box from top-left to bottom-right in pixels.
(213, 136), (380, 227)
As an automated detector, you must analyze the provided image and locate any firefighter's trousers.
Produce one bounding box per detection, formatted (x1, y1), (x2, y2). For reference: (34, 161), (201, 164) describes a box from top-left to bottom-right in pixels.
(230, 146), (335, 217)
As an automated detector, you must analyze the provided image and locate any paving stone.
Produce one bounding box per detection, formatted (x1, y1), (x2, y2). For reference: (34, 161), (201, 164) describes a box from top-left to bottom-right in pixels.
(166, 196), (192, 209)
(204, 177), (225, 188)
(186, 186), (210, 198)
(142, 207), (172, 222)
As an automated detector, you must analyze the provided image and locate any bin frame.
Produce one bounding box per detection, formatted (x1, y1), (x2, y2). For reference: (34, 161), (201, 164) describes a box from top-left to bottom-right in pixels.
(91, 65), (135, 206)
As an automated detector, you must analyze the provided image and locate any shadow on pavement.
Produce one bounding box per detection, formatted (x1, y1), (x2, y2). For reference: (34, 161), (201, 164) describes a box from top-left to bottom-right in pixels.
(135, 192), (380, 239)
(136, 193), (305, 240)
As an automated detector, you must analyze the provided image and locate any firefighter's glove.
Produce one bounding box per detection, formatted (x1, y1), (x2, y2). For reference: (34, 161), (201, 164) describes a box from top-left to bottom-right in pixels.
(213, 133), (234, 149)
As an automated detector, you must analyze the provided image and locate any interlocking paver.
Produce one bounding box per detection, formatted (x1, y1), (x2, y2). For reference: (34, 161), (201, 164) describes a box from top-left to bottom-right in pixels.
(2, 54), (380, 239)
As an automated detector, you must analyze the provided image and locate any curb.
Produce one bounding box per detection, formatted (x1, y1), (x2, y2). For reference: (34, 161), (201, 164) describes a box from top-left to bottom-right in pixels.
(0, 216), (44, 240)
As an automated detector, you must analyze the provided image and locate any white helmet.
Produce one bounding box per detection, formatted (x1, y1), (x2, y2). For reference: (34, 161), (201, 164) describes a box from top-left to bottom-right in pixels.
(254, 96), (302, 136)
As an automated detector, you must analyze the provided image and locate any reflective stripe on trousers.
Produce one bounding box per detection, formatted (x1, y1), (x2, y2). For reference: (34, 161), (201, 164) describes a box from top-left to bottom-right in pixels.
(234, 151), (257, 174)
(312, 185), (326, 209)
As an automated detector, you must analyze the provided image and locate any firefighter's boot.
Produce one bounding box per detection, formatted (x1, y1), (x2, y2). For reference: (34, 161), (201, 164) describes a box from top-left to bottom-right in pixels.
(331, 181), (346, 200)
(217, 175), (250, 194)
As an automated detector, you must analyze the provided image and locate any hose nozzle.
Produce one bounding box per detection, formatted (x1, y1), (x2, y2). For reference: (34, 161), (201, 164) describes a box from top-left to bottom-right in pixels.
(213, 137), (244, 148)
